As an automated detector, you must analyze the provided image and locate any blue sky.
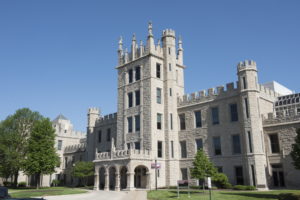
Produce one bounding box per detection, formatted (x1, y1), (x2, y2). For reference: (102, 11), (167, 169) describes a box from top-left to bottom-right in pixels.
(0, 0), (299, 131)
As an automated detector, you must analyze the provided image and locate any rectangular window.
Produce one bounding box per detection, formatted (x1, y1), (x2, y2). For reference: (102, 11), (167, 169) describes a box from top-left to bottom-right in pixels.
(168, 47), (171, 55)
(128, 117), (133, 133)
(106, 128), (111, 142)
(243, 77), (247, 89)
(169, 88), (172, 96)
(212, 107), (220, 125)
(169, 63), (172, 71)
(129, 69), (133, 83)
(235, 166), (244, 185)
(196, 138), (203, 151)
(170, 113), (173, 130)
(232, 135), (242, 154)
(213, 136), (222, 155)
(156, 63), (161, 78)
(171, 141), (174, 158)
(64, 157), (68, 168)
(251, 165), (256, 186)
(135, 142), (140, 150)
(248, 131), (253, 153)
(135, 115), (140, 132)
(135, 66), (141, 81)
(157, 141), (162, 158)
(181, 168), (188, 180)
(269, 134), (280, 153)
(180, 141), (187, 158)
(128, 92), (133, 108)
(127, 143), (131, 150)
(195, 110), (202, 128)
(179, 114), (186, 130)
(135, 90), (140, 106)
(244, 98), (249, 118)
(57, 140), (63, 150)
(230, 104), (239, 122)
(156, 88), (162, 104)
(157, 113), (162, 130)
(98, 130), (102, 143)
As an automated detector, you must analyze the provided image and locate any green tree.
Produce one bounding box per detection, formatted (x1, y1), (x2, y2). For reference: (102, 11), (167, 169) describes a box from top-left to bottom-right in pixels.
(291, 129), (300, 170)
(190, 149), (217, 191)
(23, 118), (60, 189)
(0, 108), (43, 187)
(72, 161), (94, 186)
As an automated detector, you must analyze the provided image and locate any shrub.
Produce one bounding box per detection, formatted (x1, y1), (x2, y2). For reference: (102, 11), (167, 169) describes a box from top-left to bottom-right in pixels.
(18, 181), (27, 187)
(52, 179), (60, 187)
(233, 185), (256, 190)
(3, 181), (11, 187)
(278, 193), (300, 200)
(212, 173), (231, 189)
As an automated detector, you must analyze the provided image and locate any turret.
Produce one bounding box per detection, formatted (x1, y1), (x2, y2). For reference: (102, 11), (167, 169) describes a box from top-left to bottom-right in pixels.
(237, 60), (258, 91)
(146, 21), (155, 53)
(131, 34), (136, 60)
(87, 107), (100, 128)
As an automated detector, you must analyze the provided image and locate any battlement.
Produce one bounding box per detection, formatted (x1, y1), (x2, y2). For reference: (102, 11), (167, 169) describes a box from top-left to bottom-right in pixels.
(96, 112), (117, 125)
(162, 29), (176, 38)
(263, 113), (300, 126)
(64, 143), (86, 154)
(95, 148), (151, 161)
(237, 60), (257, 72)
(178, 82), (238, 107)
(259, 84), (280, 98)
(88, 107), (100, 114)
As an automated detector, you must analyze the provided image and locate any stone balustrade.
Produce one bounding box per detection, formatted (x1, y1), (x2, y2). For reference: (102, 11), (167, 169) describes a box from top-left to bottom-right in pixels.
(95, 149), (151, 161)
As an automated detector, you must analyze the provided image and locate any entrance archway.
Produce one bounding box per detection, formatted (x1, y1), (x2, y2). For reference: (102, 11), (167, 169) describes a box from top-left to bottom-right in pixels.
(120, 166), (127, 190)
(109, 166), (116, 190)
(99, 167), (105, 190)
(134, 165), (149, 189)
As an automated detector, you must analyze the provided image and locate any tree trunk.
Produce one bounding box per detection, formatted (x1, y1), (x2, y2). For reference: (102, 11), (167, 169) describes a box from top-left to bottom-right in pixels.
(202, 180), (205, 193)
(13, 171), (19, 188)
(36, 173), (41, 189)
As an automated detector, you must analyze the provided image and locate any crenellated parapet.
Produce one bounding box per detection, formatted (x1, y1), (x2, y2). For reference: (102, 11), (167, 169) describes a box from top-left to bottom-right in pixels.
(263, 113), (300, 126)
(178, 82), (238, 107)
(95, 112), (117, 126)
(95, 149), (151, 161)
(237, 60), (257, 72)
(162, 29), (176, 38)
(259, 84), (280, 98)
(64, 143), (86, 154)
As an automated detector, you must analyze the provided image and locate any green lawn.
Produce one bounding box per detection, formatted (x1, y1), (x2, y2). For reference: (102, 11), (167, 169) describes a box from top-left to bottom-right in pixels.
(9, 187), (87, 198)
(148, 189), (300, 200)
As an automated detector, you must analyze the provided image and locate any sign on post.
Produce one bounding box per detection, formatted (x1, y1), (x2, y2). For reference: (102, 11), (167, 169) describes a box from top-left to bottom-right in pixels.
(151, 163), (161, 169)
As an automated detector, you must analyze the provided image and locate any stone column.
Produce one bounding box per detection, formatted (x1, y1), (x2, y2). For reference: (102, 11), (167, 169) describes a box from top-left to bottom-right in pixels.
(126, 172), (135, 190)
(115, 172), (120, 191)
(104, 172), (109, 191)
(93, 173), (99, 191)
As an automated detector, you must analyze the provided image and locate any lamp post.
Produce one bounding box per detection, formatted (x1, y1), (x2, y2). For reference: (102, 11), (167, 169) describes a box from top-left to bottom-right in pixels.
(155, 158), (158, 190)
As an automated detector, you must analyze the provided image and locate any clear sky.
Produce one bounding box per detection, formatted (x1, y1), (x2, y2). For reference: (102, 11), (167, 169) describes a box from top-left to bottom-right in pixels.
(0, 0), (299, 131)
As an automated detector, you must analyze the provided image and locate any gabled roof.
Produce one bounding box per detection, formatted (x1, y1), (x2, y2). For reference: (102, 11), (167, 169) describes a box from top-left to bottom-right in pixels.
(53, 114), (68, 122)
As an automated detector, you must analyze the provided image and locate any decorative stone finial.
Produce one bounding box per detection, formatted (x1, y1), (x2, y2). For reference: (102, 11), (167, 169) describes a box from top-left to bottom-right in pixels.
(157, 39), (161, 46)
(118, 36), (123, 51)
(178, 35), (183, 50)
(148, 21), (153, 37)
(132, 33), (136, 41)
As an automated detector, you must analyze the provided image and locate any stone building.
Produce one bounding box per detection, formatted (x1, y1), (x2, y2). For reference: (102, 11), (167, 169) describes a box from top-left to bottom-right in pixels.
(69, 23), (300, 190)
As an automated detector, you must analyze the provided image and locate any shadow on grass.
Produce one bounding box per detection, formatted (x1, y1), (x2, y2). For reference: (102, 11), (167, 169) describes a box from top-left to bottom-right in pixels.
(221, 192), (278, 199)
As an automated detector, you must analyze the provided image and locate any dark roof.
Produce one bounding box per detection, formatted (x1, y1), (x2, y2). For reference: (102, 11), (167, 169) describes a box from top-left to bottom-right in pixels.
(53, 114), (68, 121)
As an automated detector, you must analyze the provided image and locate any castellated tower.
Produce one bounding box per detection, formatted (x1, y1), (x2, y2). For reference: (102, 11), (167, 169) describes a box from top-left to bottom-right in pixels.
(86, 107), (100, 161)
(115, 23), (184, 187)
(237, 60), (267, 188)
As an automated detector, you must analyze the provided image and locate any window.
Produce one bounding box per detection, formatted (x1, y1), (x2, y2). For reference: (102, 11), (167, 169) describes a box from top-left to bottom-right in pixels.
(269, 134), (280, 153)
(156, 88), (162, 104)
(106, 128), (111, 142)
(242, 77), (247, 89)
(194, 110), (202, 128)
(244, 98), (249, 118)
(232, 135), (241, 154)
(213, 137), (222, 155)
(171, 141), (174, 158)
(169, 63), (172, 71)
(170, 113), (173, 130)
(98, 130), (102, 143)
(135, 90), (140, 106)
(57, 140), (63, 150)
(179, 114), (186, 130)
(157, 141), (163, 158)
(157, 113), (162, 130)
(135, 142), (140, 150)
(64, 129), (67, 133)
(181, 168), (188, 180)
(195, 138), (203, 151)
(251, 165), (256, 186)
(156, 63), (161, 78)
(168, 47), (171, 55)
(72, 156), (75, 164)
(135, 115), (140, 132)
(128, 92), (133, 108)
(235, 166), (244, 185)
(129, 69), (133, 83)
(127, 143), (131, 150)
(169, 88), (172, 96)
(64, 157), (68, 168)
(211, 107), (220, 125)
(128, 117), (133, 133)
(180, 141), (187, 158)
(217, 166), (223, 173)
(248, 131), (253, 153)
(135, 66), (141, 81)
(230, 104), (239, 122)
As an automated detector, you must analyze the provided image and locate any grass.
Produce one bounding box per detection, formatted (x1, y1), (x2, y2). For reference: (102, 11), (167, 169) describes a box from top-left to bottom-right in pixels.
(8, 186), (87, 198)
(148, 189), (300, 200)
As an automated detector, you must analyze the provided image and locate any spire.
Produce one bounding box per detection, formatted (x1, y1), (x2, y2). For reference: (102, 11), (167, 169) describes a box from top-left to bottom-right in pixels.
(178, 35), (183, 50)
(132, 33), (136, 41)
(157, 39), (161, 46)
(177, 35), (183, 65)
(148, 21), (153, 37)
(139, 40), (144, 56)
(131, 33), (137, 60)
(147, 21), (155, 53)
(118, 36), (123, 51)
(124, 48), (129, 63)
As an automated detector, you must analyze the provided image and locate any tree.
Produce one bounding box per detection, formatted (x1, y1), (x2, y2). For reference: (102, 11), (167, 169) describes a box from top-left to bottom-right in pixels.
(23, 118), (60, 189)
(0, 108), (43, 187)
(72, 161), (94, 186)
(190, 149), (217, 191)
(291, 129), (300, 170)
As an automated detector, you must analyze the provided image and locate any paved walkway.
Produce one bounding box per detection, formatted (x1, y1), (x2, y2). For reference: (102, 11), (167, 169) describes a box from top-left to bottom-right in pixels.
(44, 190), (147, 200)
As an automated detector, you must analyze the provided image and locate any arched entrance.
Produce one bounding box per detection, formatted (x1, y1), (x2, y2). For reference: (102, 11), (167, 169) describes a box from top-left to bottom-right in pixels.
(134, 165), (149, 189)
(99, 167), (106, 190)
(109, 166), (116, 190)
(120, 166), (127, 190)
